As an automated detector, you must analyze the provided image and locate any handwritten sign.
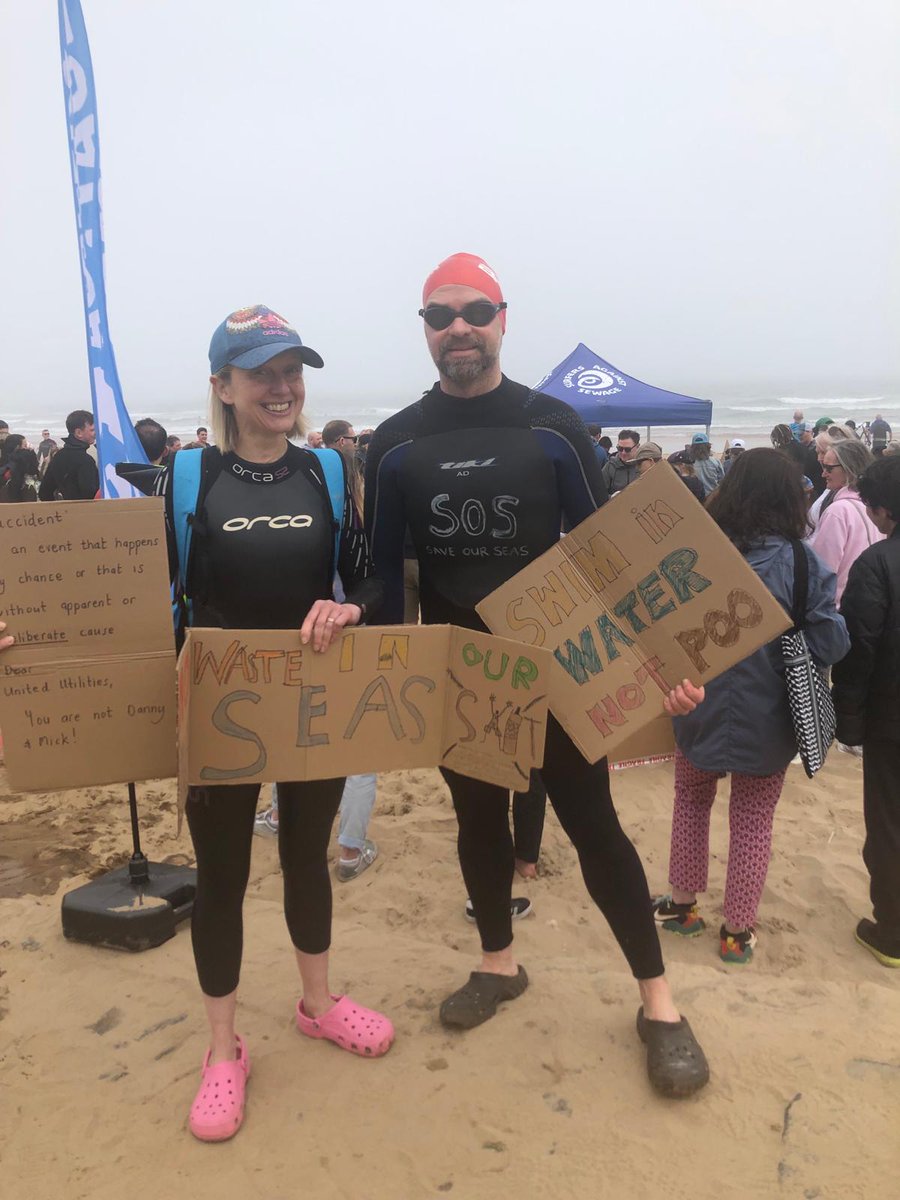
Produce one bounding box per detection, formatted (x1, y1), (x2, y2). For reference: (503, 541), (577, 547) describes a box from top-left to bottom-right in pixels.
(180, 625), (551, 796)
(0, 499), (176, 790)
(476, 462), (790, 763)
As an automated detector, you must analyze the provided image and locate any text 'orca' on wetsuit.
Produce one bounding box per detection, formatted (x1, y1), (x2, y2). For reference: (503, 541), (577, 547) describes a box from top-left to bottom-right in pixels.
(158, 444), (382, 630)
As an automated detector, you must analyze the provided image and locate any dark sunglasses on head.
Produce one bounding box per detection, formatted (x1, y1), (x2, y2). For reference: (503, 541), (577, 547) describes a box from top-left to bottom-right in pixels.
(418, 301), (507, 331)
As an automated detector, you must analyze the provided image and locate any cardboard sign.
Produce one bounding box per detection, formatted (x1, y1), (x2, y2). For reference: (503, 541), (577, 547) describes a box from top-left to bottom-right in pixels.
(0, 499), (177, 790)
(476, 462), (790, 763)
(180, 625), (551, 794)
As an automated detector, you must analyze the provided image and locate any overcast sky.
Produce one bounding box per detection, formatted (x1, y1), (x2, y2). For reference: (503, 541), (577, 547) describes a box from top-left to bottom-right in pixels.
(2, 0), (898, 426)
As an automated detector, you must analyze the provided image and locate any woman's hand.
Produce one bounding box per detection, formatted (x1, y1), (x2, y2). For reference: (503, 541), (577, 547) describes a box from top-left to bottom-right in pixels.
(300, 601), (363, 653)
(0, 621), (14, 652)
(663, 679), (705, 716)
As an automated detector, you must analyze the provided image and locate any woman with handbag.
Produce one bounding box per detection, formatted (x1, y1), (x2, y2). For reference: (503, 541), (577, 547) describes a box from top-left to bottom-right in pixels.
(652, 450), (849, 963)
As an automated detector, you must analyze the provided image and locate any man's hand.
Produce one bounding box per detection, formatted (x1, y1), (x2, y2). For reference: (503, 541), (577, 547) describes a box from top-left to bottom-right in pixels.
(663, 679), (705, 716)
(299, 601), (362, 653)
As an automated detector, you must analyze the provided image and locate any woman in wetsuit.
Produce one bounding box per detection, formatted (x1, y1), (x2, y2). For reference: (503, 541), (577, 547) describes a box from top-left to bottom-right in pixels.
(162, 305), (390, 1142)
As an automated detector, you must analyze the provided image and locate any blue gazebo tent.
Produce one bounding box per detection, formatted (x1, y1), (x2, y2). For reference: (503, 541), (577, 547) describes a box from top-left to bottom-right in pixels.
(536, 344), (712, 435)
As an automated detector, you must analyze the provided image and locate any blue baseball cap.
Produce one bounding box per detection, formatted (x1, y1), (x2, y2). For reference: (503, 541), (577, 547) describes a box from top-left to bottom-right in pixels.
(692, 432), (710, 444)
(209, 305), (324, 374)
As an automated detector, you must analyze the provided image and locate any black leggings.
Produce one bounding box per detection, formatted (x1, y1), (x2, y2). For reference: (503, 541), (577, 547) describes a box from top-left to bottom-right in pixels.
(512, 770), (547, 864)
(186, 778), (344, 997)
(441, 715), (664, 980)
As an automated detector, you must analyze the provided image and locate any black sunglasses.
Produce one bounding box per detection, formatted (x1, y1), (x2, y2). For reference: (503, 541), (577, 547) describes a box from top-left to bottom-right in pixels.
(418, 301), (507, 331)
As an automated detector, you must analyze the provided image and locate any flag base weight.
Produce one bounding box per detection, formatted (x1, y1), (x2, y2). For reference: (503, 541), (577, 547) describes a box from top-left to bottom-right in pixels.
(60, 782), (196, 952)
(61, 858), (196, 952)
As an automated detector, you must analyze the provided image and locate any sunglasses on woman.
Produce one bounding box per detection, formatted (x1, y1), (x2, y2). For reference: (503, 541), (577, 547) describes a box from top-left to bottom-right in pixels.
(418, 301), (507, 331)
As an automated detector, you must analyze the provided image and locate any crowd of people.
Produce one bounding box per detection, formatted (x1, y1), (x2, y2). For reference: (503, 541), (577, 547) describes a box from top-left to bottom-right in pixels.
(1, 258), (898, 1144)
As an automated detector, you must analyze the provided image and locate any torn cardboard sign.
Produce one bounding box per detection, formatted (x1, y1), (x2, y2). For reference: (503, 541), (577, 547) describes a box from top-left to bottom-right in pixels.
(476, 461), (790, 763)
(180, 625), (551, 794)
(0, 499), (176, 790)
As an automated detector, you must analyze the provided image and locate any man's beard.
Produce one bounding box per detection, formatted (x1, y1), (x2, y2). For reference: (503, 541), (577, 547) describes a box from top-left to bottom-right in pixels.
(436, 336), (497, 384)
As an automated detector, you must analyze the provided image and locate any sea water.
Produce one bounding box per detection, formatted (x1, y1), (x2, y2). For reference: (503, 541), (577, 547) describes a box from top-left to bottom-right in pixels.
(5, 395), (898, 456)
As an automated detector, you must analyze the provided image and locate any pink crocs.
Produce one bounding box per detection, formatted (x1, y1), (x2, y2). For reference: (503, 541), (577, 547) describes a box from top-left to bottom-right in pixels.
(296, 995), (394, 1058)
(188, 1035), (251, 1142)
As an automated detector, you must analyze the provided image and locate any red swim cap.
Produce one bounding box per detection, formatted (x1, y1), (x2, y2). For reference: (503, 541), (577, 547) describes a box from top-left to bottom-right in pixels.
(422, 252), (506, 330)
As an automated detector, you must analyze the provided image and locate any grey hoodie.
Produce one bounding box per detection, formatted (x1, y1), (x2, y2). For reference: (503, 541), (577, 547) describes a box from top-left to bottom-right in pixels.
(601, 455), (638, 495)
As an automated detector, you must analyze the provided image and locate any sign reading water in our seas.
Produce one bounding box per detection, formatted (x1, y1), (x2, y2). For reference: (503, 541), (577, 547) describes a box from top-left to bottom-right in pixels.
(178, 626), (552, 809)
(477, 462), (790, 763)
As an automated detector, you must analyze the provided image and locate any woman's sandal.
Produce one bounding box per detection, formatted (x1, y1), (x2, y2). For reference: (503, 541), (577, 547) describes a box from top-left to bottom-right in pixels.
(636, 1006), (710, 1098)
(439, 965), (529, 1030)
(188, 1035), (251, 1142)
(296, 995), (394, 1057)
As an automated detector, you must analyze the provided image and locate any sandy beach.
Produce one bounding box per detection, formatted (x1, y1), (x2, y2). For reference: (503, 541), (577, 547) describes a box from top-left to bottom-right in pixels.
(1, 750), (897, 1200)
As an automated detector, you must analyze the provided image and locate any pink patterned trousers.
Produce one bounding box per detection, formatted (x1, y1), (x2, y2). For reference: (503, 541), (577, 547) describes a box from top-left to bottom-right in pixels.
(669, 748), (787, 930)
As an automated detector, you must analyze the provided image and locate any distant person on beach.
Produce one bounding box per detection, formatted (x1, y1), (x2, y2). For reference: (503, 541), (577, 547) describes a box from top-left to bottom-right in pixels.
(0, 441), (40, 502)
(134, 418), (168, 466)
(184, 426), (210, 449)
(0, 420), (8, 446)
(771, 423), (806, 471)
(38, 409), (98, 501)
(305, 429), (323, 448)
(723, 438), (745, 474)
(322, 419), (358, 465)
(0, 432), (24, 467)
(883, 440), (900, 458)
(667, 450), (704, 500)
(165, 434), (182, 456)
(807, 439), (881, 603)
(36, 429), (57, 475)
(653, 449), (849, 963)
(832, 455), (900, 968)
(689, 433), (723, 497)
(154, 304), (389, 1142)
(870, 414), (892, 456)
(601, 429), (640, 494)
(633, 441), (662, 475)
(790, 409), (805, 440)
(366, 251), (710, 1099)
(586, 424), (608, 465)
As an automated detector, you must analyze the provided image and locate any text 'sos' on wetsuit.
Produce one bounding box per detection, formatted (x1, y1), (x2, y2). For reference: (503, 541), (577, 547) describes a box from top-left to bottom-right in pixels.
(364, 376), (609, 630)
(364, 379), (666, 978)
(157, 443), (382, 630)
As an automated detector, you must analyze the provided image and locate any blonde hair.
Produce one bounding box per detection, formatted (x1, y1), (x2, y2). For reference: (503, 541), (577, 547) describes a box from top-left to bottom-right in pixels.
(208, 365), (308, 454)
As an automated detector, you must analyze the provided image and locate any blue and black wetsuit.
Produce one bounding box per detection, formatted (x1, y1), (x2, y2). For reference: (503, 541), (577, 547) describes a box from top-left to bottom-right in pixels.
(365, 377), (664, 978)
(157, 443), (383, 997)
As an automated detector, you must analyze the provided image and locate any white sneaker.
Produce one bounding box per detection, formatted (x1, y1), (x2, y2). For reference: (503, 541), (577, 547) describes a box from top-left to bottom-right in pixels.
(337, 839), (378, 881)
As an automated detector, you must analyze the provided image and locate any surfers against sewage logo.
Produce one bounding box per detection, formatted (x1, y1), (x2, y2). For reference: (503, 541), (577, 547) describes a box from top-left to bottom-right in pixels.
(563, 363), (627, 398)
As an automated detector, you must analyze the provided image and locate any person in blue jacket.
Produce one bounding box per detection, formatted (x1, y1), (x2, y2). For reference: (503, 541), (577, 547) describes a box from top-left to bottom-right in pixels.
(652, 449), (849, 963)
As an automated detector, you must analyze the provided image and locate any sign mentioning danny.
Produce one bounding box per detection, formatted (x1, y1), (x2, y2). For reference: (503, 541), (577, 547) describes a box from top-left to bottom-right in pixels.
(0, 499), (176, 791)
(179, 625), (551, 799)
(476, 462), (790, 763)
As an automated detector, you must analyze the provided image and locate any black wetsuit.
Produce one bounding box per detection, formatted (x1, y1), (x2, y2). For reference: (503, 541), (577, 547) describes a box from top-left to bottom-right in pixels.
(158, 444), (383, 997)
(366, 377), (664, 978)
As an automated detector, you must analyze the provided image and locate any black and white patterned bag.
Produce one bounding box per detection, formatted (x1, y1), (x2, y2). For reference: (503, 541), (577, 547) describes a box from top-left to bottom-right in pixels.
(781, 540), (835, 778)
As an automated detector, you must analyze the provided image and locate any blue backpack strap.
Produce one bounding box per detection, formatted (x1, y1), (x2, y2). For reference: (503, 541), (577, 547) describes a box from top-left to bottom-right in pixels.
(309, 446), (344, 566)
(171, 448), (205, 620)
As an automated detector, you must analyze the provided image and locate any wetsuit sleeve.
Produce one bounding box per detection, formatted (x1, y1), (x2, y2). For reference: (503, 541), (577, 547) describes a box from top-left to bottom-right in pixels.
(364, 424), (409, 625)
(337, 483), (384, 619)
(531, 397), (609, 528)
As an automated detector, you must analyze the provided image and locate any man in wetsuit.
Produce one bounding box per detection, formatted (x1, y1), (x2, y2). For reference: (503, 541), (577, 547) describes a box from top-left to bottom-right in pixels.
(365, 253), (709, 1098)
